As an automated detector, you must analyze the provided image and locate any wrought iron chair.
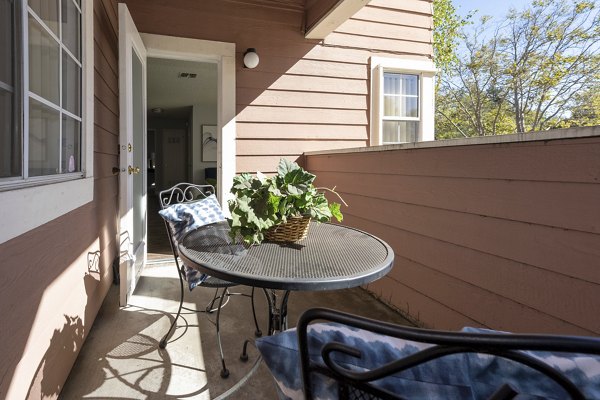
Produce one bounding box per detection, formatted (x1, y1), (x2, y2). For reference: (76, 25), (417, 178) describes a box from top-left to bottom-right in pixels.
(284, 308), (600, 399)
(158, 183), (261, 378)
(256, 308), (600, 400)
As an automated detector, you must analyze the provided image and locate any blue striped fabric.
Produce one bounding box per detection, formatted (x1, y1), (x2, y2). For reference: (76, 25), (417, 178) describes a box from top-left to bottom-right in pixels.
(256, 323), (600, 400)
(462, 327), (600, 399)
(159, 194), (225, 289)
(158, 194), (225, 243)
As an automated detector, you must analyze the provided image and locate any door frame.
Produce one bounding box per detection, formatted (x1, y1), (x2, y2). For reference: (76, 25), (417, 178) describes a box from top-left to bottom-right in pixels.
(140, 33), (237, 208)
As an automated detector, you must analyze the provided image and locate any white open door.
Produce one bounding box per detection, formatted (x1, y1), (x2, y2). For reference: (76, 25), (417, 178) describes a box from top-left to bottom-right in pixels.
(118, 4), (147, 306)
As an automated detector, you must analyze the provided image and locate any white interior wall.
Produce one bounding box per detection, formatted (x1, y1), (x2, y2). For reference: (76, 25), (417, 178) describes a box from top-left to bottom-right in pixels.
(148, 116), (189, 190)
(192, 102), (218, 183)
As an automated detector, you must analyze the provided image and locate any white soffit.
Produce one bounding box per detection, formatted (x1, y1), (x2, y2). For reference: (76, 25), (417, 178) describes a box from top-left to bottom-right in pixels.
(305, 0), (370, 39)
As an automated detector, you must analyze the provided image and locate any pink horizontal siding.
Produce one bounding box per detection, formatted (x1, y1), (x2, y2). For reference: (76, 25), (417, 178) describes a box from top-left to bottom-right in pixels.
(305, 134), (600, 335)
(0, 1), (120, 398)
(122, 0), (433, 173)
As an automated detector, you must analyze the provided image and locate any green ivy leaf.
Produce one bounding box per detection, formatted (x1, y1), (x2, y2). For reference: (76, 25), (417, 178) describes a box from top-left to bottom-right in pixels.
(276, 158), (299, 176)
(231, 173), (254, 192)
(286, 183), (303, 195)
(329, 202), (343, 222)
(310, 195), (332, 222)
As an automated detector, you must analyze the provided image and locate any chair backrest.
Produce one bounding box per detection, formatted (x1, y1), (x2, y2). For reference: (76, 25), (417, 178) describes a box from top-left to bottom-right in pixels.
(158, 183), (215, 260)
(297, 308), (600, 400)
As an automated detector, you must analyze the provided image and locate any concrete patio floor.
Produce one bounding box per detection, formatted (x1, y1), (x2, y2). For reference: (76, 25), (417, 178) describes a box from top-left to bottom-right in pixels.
(59, 258), (412, 399)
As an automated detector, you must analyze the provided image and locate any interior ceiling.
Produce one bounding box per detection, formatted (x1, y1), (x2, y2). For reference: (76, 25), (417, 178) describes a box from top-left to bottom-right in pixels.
(147, 57), (218, 119)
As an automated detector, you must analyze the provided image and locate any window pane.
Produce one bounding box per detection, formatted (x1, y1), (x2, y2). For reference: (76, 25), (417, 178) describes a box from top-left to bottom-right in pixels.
(1, 89), (21, 178)
(28, 0), (59, 35)
(1, 0), (20, 178)
(29, 98), (60, 177)
(383, 73), (419, 118)
(0, 0), (14, 85)
(62, 0), (81, 60)
(29, 15), (59, 104)
(384, 73), (418, 96)
(62, 115), (80, 173)
(384, 95), (418, 118)
(382, 120), (418, 143)
(62, 52), (81, 116)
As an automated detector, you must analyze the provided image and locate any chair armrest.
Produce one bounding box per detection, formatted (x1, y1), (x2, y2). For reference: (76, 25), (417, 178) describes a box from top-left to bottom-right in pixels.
(297, 308), (600, 400)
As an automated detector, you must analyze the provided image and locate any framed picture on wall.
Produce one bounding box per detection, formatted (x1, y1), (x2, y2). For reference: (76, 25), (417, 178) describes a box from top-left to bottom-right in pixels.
(202, 125), (217, 162)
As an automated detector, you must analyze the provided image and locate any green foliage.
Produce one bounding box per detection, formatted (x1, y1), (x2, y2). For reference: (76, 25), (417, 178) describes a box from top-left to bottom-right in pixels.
(435, 0), (600, 138)
(436, 15), (517, 138)
(559, 83), (600, 127)
(506, 0), (599, 132)
(228, 159), (344, 245)
(433, 0), (472, 73)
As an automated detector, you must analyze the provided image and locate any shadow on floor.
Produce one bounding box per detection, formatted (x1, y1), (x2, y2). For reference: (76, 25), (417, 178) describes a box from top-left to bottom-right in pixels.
(61, 261), (412, 399)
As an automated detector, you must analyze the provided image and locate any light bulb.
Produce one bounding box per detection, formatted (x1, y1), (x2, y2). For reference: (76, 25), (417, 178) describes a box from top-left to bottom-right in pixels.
(243, 48), (259, 69)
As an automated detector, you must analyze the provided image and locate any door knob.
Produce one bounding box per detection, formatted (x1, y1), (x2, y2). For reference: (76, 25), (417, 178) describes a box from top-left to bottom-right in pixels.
(128, 165), (141, 175)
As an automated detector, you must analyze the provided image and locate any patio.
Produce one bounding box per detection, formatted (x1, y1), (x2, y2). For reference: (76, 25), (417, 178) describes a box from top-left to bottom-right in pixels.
(59, 128), (600, 399)
(3, 1), (598, 397)
(59, 198), (413, 399)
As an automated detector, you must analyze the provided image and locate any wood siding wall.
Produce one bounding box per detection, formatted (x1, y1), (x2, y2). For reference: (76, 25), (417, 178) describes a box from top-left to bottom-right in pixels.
(121, 0), (433, 173)
(305, 132), (600, 336)
(0, 1), (120, 398)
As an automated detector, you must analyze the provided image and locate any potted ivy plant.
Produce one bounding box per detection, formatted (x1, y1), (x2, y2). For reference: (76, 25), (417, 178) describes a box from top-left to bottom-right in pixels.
(227, 159), (345, 245)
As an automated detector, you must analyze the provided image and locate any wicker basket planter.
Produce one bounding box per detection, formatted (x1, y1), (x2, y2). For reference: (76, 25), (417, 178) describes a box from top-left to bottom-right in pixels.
(264, 215), (311, 243)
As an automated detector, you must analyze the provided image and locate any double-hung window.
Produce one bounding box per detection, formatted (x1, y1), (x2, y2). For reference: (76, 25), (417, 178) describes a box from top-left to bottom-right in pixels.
(0, 0), (93, 245)
(371, 57), (437, 145)
(1, 0), (85, 185)
(383, 73), (419, 143)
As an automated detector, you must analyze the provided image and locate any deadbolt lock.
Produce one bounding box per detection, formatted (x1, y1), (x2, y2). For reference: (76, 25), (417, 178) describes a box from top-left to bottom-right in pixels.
(128, 143), (133, 152)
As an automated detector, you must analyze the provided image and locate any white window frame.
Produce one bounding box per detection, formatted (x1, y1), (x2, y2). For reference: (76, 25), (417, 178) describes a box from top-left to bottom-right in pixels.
(370, 57), (437, 145)
(0, 0), (94, 245)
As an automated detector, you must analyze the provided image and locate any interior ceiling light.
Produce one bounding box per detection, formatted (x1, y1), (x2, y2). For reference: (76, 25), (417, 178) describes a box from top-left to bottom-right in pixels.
(243, 48), (259, 69)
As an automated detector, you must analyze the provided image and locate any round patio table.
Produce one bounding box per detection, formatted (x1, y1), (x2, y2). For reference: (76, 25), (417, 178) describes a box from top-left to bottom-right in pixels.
(178, 221), (394, 334)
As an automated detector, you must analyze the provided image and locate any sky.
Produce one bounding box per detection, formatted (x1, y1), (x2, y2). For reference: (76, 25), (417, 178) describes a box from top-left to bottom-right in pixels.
(451, 0), (531, 40)
(453, 0), (526, 21)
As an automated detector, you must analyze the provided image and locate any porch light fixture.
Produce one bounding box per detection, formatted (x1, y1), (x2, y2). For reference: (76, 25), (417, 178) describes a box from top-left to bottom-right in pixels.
(243, 48), (259, 69)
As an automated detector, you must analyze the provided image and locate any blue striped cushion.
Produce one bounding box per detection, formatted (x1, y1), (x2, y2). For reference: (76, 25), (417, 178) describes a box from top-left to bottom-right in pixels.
(256, 324), (600, 400)
(158, 194), (225, 243)
(159, 194), (225, 290)
(462, 327), (600, 399)
(256, 323), (469, 400)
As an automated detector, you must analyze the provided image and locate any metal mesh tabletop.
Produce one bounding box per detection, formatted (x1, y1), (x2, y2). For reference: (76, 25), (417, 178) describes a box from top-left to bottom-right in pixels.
(178, 221), (394, 291)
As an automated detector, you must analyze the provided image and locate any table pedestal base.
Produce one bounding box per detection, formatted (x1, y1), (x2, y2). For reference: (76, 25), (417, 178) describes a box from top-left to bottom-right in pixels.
(262, 289), (291, 335)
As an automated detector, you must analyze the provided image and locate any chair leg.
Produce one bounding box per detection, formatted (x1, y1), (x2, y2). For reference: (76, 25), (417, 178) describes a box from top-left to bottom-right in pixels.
(215, 287), (230, 378)
(205, 288), (221, 313)
(250, 287), (262, 337)
(160, 264), (185, 349)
